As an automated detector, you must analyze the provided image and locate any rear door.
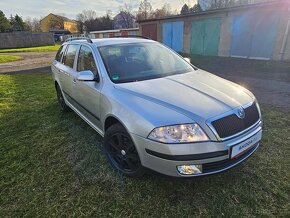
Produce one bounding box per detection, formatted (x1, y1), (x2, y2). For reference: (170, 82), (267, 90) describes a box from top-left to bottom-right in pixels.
(72, 45), (102, 129)
(51, 44), (67, 84)
(60, 44), (80, 98)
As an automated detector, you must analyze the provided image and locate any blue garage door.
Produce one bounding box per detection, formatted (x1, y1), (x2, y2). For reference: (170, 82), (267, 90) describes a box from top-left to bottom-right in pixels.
(230, 15), (254, 58)
(162, 21), (184, 52)
(231, 12), (280, 59)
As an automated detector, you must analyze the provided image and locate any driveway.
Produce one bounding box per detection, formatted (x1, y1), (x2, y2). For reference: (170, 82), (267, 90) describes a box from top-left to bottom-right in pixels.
(192, 56), (290, 109)
(0, 52), (55, 74)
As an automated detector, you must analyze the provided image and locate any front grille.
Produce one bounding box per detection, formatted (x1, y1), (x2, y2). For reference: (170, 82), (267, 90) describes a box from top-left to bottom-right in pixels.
(203, 143), (258, 173)
(211, 103), (260, 139)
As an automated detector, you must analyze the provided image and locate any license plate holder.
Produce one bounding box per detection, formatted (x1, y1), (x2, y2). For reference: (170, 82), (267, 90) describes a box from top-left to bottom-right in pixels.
(231, 130), (262, 159)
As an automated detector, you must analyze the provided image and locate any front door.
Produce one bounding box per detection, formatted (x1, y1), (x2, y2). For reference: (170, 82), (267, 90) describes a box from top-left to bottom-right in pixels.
(72, 45), (102, 129)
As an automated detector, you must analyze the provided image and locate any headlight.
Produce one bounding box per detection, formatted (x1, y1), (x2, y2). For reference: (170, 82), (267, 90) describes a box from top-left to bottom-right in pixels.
(148, 123), (209, 143)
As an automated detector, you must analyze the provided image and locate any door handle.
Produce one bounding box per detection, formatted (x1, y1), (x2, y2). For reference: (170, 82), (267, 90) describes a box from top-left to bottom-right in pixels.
(72, 79), (76, 84)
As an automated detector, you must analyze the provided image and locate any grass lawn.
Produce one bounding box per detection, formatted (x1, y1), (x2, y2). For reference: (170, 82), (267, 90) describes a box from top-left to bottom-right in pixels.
(0, 45), (60, 53)
(0, 55), (23, 63)
(0, 73), (289, 217)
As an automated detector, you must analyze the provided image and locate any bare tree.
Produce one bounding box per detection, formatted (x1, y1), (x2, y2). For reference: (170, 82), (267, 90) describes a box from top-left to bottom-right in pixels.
(209, 0), (243, 9)
(76, 10), (97, 32)
(137, 0), (153, 20)
(180, 4), (190, 14)
(25, 17), (42, 32)
(76, 10), (113, 32)
(114, 3), (135, 29)
(152, 3), (172, 18)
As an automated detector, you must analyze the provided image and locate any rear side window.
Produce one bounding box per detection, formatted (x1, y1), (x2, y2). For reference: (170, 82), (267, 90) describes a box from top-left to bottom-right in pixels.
(77, 46), (98, 74)
(55, 45), (66, 62)
(63, 44), (79, 69)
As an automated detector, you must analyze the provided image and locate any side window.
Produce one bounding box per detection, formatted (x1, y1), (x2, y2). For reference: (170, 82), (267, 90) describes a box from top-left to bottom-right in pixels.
(77, 46), (98, 74)
(63, 44), (79, 69)
(55, 45), (66, 62)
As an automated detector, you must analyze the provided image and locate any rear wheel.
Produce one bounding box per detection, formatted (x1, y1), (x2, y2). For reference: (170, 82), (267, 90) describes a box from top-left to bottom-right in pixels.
(55, 84), (70, 112)
(104, 123), (145, 177)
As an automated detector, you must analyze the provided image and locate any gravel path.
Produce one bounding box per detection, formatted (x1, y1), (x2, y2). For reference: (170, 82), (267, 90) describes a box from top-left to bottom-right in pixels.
(0, 52), (55, 74)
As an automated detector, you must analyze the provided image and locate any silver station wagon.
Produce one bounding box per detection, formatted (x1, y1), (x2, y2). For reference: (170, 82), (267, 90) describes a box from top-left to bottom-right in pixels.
(51, 37), (262, 177)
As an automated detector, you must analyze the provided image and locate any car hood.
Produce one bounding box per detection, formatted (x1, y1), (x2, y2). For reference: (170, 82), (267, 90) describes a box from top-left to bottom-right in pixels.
(115, 70), (254, 120)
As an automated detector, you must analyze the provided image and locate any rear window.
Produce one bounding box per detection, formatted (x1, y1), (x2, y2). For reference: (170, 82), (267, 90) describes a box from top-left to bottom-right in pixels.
(62, 44), (79, 69)
(55, 45), (66, 62)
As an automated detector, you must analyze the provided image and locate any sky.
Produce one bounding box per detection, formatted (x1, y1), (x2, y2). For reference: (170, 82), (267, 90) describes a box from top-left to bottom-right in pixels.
(0, 0), (196, 20)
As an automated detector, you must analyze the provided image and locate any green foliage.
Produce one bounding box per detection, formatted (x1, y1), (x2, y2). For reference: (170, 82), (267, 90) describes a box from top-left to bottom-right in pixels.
(10, 14), (26, 31)
(0, 73), (289, 217)
(180, 3), (202, 14)
(0, 55), (22, 63)
(0, 45), (60, 53)
(0, 10), (11, 32)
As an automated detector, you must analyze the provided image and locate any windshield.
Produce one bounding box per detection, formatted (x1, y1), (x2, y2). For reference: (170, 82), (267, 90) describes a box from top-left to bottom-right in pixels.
(98, 42), (195, 83)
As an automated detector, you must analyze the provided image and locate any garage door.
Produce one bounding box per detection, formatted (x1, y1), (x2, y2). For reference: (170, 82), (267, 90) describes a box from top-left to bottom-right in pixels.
(230, 12), (280, 59)
(141, 24), (157, 41)
(190, 18), (221, 56)
(162, 21), (184, 52)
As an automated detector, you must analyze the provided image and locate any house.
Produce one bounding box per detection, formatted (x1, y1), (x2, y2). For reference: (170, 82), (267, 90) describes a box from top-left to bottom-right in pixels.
(113, 11), (137, 30)
(40, 13), (78, 33)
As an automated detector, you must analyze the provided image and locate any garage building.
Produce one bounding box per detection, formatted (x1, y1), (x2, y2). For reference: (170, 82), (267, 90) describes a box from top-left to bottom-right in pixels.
(138, 0), (290, 61)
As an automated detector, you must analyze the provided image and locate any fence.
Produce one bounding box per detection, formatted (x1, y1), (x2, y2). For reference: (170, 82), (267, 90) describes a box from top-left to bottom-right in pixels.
(0, 32), (54, 49)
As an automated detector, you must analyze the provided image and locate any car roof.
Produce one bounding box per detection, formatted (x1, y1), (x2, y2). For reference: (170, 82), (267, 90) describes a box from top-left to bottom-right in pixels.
(64, 37), (155, 47)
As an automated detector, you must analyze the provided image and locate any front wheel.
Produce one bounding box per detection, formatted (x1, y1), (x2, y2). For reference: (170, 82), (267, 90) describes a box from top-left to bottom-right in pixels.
(104, 123), (145, 177)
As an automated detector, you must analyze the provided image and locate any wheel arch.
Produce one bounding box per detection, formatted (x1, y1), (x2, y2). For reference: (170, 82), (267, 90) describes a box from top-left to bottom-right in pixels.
(104, 115), (127, 132)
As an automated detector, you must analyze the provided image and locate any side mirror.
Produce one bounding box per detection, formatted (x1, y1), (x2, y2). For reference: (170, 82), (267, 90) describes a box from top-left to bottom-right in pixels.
(77, 70), (97, 81)
(184, 57), (191, 63)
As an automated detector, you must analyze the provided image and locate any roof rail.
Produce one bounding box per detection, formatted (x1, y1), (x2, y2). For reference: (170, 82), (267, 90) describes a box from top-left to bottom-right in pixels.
(65, 37), (93, 43)
(111, 35), (150, 40)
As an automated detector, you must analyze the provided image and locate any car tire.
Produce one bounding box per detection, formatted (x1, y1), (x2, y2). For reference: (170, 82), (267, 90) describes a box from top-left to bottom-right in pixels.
(56, 84), (70, 112)
(104, 123), (145, 177)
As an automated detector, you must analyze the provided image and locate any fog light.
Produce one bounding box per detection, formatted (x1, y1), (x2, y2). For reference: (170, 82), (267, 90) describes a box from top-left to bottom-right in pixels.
(177, 164), (202, 175)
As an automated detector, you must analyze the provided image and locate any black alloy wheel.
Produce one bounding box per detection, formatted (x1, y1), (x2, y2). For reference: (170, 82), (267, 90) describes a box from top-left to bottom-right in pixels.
(104, 123), (145, 177)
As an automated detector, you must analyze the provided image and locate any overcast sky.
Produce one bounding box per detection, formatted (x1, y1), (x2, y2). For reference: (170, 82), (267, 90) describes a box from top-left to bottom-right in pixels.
(0, 0), (196, 20)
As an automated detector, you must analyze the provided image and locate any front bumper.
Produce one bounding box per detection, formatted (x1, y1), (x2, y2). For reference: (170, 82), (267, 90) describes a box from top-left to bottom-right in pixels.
(131, 121), (262, 177)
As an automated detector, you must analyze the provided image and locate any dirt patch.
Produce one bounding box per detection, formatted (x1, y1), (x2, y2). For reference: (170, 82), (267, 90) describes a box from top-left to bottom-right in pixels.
(0, 51), (55, 74)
